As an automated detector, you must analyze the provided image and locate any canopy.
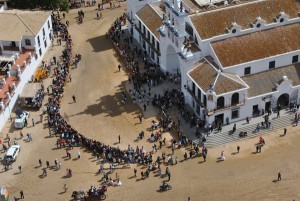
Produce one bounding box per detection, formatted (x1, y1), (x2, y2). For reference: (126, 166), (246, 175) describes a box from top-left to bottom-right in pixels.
(15, 109), (23, 116)
(20, 83), (41, 99)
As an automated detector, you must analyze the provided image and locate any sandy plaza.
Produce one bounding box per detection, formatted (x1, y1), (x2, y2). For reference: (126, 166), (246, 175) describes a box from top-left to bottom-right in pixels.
(0, 1), (300, 201)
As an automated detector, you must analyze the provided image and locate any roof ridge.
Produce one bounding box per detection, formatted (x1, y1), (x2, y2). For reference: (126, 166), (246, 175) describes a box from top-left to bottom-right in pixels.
(148, 3), (163, 18)
(16, 12), (35, 35)
(222, 72), (244, 85)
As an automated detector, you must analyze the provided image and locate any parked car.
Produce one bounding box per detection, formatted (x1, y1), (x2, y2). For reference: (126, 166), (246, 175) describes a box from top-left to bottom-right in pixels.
(14, 110), (29, 129)
(4, 145), (21, 162)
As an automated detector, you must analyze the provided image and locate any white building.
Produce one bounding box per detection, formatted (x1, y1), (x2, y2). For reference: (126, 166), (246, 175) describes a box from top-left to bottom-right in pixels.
(127, 0), (300, 126)
(0, 10), (52, 131)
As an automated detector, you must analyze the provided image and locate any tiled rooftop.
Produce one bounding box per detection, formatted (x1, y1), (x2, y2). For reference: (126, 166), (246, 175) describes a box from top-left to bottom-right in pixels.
(136, 4), (163, 40)
(189, 60), (246, 95)
(242, 62), (300, 97)
(190, 0), (300, 39)
(211, 22), (300, 67)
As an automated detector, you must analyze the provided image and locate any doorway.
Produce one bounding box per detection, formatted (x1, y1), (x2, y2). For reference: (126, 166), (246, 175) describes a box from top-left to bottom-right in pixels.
(215, 113), (224, 126)
(11, 41), (16, 47)
(277, 93), (290, 109)
(253, 105), (259, 116)
(265, 101), (271, 112)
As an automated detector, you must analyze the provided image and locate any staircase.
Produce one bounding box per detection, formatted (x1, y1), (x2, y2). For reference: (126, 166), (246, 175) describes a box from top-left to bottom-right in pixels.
(191, 113), (295, 147)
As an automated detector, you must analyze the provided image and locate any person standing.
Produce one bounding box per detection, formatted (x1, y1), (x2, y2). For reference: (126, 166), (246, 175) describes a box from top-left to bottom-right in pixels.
(118, 64), (121, 71)
(118, 135), (121, 143)
(237, 145), (240, 153)
(278, 172), (281, 181)
(283, 128), (287, 136)
(39, 159), (42, 167)
(69, 75), (72, 83)
(63, 184), (68, 193)
(138, 114), (142, 123)
(32, 118), (35, 127)
(134, 168), (137, 177)
(46, 161), (50, 168)
(77, 150), (81, 159)
(96, 12), (100, 20)
(20, 190), (24, 199)
(72, 95), (76, 103)
(18, 165), (22, 173)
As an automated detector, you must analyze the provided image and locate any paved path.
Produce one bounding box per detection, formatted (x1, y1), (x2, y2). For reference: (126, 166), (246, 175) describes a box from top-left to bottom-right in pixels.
(189, 110), (295, 147)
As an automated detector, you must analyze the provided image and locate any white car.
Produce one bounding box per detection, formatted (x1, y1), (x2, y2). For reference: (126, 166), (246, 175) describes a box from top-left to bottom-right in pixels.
(14, 111), (29, 129)
(4, 145), (21, 162)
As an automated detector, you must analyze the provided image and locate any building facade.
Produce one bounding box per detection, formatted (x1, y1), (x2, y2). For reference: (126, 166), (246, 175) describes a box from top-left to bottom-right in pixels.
(128, 0), (300, 126)
(0, 10), (52, 131)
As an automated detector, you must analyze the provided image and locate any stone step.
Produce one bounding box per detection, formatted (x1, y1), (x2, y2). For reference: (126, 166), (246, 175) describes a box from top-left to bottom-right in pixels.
(198, 114), (294, 147)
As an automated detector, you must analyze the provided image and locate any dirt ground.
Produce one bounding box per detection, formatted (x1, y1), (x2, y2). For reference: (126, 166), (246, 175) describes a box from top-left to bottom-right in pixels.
(1, 3), (300, 201)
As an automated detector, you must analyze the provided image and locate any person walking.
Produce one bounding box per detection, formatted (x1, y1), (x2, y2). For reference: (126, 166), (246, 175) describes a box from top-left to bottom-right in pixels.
(20, 190), (24, 199)
(237, 145), (240, 153)
(138, 114), (142, 123)
(18, 165), (22, 173)
(63, 184), (68, 193)
(46, 161), (50, 168)
(118, 135), (121, 143)
(39, 159), (42, 167)
(72, 95), (76, 103)
(77, 150), (81, 159)
(134, 168), (137, 177)
(69, 75), (72, 82)
(118, 64), (121, 71)
(96, 12), (100, 20)
(32, 118), (35, 127)
(283, 128), (287, 136)
(278, 172), (281, 181)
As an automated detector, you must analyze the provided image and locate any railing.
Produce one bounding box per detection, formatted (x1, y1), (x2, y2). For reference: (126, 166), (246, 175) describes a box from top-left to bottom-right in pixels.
(134, 25), (160, 55)
(186, 87), (203, 106)
(207, 101), (245, 116)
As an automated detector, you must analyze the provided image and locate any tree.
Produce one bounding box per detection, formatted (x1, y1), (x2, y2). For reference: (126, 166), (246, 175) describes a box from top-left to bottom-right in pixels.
(10, 0), (69, 11)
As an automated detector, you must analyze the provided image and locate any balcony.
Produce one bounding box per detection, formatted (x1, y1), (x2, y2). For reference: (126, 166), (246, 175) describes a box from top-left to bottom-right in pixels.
(186, 87), (202, 106)
(207, 101), (245, 116)
(134, 25), (160, 55)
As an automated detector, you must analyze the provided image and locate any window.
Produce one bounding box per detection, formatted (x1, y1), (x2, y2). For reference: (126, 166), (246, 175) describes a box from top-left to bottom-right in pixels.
(192, 82), (196, 95)
(25, 39), (31, 46)
(147, 31), (150, 39)
(138, 21), (141, 29)
(203, 95), (207, 107)
(217, 96), (225, 108)
(244, 67), (251, 75)
(48, 20), (50, 29)
(151, 50), (154, 60)
(157, 43), (160, 50)
(44, 40), (47, 48)
(143, 26), (145, 34)
(256, 23), (261, 28)
(269, 61), (275, 69)
(197, 88), (201, 100)
(280, 18), (284, 23)
(231, 93), (239, 105)
(292, 55), (299, 63)
(39, 48), (42, 57)
(232, 29), (237, 34)
(37, 36), (40, 46)
(231, 110), (239, 119)
(43, 28), (45, 37)
(157, 56), (159, 64)
(152, 36), (155, 45)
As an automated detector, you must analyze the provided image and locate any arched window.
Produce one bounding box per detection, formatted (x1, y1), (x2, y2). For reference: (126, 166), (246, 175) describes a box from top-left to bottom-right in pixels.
(231, 93), (239, 105)
(217, 96), (225, 108)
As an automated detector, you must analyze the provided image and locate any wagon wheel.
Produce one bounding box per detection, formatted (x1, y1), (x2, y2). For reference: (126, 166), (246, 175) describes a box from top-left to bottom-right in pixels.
(100, 194), (106, 200)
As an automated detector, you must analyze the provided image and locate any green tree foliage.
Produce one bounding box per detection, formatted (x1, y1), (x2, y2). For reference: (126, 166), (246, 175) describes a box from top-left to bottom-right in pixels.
(10, 0), (69, 11)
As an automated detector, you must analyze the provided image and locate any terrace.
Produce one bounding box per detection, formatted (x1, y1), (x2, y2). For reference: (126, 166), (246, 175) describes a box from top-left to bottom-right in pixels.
(0, 48), (35, 113)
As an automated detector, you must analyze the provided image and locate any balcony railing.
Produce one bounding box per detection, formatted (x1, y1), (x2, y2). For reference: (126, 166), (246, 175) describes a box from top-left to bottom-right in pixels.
(186, 87), (203, 106)
(134, 25), (160, 55)
(207, 101), (245, 116)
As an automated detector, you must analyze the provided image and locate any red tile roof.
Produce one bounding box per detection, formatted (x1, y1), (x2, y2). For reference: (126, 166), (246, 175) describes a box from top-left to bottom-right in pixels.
(136, 4), (163, 40)
(211, 23), (300, 67)
(190, 0), (300, 39)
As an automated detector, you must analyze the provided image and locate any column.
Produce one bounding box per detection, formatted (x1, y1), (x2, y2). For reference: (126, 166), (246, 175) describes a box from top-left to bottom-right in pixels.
(19, 40), (22, 52)
(0, 41), (3, 52)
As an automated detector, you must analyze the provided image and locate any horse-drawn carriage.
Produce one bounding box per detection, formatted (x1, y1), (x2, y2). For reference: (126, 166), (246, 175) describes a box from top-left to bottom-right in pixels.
(71, 185), (106, 201)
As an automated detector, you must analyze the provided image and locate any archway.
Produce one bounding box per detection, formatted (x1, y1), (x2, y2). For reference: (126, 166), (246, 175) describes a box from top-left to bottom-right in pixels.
(277, 93), (290, 108)
(165, 45), (180, 74)
(231, 93), (239, 105)
(217, 96), (224, 108)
